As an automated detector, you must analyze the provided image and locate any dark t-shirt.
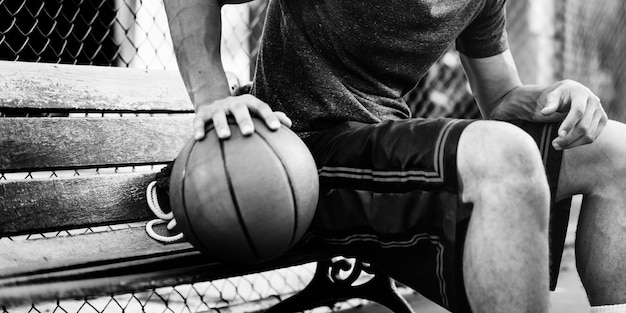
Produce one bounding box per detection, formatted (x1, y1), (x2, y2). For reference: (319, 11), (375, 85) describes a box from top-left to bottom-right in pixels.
(252, 0), (508, 132)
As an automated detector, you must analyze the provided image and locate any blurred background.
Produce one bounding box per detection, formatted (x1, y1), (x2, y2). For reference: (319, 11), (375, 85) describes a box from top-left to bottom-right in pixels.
(1, 0), (624, 312)
(1, 0), (625, 121)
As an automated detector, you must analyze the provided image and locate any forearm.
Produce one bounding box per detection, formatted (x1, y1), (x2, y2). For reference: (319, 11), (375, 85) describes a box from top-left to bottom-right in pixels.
(165, 0), (230, 109)
(490, 85), (564, 122)
(460, 51), (563, 122)
(461, 51), (606, 150)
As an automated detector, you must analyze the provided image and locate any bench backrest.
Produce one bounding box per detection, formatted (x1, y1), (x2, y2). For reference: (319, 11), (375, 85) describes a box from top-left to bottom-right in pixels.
(0, 60), (199, 307)
(0, 61), (324, 309)
(0, 61), (322, 309)
(0, 60), (194, 235)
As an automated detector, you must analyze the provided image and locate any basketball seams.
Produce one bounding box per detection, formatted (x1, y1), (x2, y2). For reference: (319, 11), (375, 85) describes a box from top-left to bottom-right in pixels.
(255, 129), (300, 249)
(179, 140), (202, 248)
(220, 137), (263, 262)
(171, 119), (317, 265)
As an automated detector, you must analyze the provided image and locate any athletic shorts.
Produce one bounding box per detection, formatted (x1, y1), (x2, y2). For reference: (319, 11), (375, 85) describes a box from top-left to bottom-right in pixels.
(296, 118), (572, 313)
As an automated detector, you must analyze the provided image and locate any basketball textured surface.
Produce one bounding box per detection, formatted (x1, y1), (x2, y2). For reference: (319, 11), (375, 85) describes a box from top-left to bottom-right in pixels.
(169, 118), (319, 265)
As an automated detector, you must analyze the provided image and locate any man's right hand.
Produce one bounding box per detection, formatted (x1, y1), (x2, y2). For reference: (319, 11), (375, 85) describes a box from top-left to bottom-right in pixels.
(194, 94), (293, 140)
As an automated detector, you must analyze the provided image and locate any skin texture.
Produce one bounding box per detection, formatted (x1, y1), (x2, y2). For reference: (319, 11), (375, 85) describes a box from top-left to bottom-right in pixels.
(554, 120), (626, 305)
(164, 0), (288, 141)
(458, 121), (551, 312)
(165, 0), (624, 310)
(462, 50), (626, 307)
(460, 51), (608, 151)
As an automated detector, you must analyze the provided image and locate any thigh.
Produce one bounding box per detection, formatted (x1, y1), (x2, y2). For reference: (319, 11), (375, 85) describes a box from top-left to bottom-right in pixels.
(556, 120), (626, 200)
(300, 118), (474, 239)
(303, 118), (472, 193)
(300, 119), (566, 236)
(299, 118), (474, 311)
(297, 118), (569, 312)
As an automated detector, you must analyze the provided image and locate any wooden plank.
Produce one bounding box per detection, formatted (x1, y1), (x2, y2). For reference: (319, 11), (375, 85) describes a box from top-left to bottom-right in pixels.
(0, 252), (322, 309)
(0, 172), (160, 235)
(0, 227), (192, 276)
(0, 116), (193, 171)
(0, 60), (194, 112)
(0, 226), (327, 308)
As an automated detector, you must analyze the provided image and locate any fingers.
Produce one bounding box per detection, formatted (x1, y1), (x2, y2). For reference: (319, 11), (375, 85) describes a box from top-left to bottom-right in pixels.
(193, 113), (207, 140)
(552, 96), (607, 150)
(556, 93), (587, 139)
(230, 101), (255, 135)
(193, 94), (290, 140)
(245, 95), (281, 130)
(211, 108), (231, 138)
(274, 111), (293, 128)
(194, 104), (230, 140)
(541, 80), (605, 150)
(552, 99), (591, 150)
(540, 90), (562, 116)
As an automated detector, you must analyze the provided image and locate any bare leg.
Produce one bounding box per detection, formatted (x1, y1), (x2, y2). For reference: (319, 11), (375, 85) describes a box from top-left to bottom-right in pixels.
(556, 120), (626, 305)
(457, 121), (550, 312)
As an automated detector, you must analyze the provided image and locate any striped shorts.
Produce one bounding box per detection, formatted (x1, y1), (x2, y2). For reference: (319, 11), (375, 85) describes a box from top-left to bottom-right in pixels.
(297, 118), (571, 313)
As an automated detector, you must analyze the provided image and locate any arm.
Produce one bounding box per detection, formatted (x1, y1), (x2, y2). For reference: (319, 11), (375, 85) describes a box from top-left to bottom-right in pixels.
(165, 0), (290, 140)
(460, 49), (607, 150)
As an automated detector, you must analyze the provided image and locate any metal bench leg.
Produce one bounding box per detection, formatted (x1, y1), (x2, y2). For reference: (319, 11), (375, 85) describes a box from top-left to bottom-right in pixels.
(266, 258), (415, 313)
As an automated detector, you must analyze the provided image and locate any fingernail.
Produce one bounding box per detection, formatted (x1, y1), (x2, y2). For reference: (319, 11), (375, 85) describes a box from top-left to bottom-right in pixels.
(559, 130), (567, 137)
(241, 125), (253, 134)
(269, 120), (280, 129)
(553, 142), (562, 150)
(217, 129), (230, 138)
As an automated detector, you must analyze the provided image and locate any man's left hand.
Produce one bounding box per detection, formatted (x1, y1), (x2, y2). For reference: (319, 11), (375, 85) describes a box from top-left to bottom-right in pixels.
(539, 80), (608, 150)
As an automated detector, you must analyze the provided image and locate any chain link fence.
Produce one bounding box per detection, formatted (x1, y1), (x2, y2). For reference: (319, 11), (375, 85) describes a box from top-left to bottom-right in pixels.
(2, 0), (623, 118)
(0, 0), (259, 78)
(556, 0), (626, 122)
(2, 261), (318, 313)
(407, 0), (626, 122)
(1, 0), (625, 312)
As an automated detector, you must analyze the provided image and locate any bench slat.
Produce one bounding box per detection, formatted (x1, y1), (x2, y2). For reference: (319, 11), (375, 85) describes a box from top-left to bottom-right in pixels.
(0, 227), (325, 308)
(0, 172), (159, 235)
(0, 61), (193, 112)
(0, 252), (321, 309)
(0, 117), (192, 171)
(0, 227), (191, 277)
(0, 61), (340, 311)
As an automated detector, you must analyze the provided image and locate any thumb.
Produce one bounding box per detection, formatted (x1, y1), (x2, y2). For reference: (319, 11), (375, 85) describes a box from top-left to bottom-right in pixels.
(540, 92), (561, 116)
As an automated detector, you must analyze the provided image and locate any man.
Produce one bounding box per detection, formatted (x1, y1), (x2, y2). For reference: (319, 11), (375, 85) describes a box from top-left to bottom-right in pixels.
(164, 0), (626, 312)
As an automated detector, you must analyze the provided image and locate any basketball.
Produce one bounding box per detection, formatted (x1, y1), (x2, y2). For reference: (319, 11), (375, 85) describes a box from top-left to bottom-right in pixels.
(169, 118), (319, 265)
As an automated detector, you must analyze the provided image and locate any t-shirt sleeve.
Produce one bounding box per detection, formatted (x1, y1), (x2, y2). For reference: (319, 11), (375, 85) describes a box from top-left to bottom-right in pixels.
(455, 0), (509, 58)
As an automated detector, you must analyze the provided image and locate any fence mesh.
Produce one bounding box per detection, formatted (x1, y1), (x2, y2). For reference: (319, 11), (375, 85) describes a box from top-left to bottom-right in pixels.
(1, 0), (625, 312)
(2, 0), (624, 118)
(2, 264), (318, 313)
(556, 0), (626, 122)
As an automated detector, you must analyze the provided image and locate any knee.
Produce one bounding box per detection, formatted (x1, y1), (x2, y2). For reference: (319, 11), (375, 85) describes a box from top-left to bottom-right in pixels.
(459, 121), (546, 182)
(458, 121), (550, 215)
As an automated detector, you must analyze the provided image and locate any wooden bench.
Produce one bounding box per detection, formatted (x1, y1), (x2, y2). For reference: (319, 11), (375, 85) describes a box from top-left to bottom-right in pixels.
(0, 60), (415, 313)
